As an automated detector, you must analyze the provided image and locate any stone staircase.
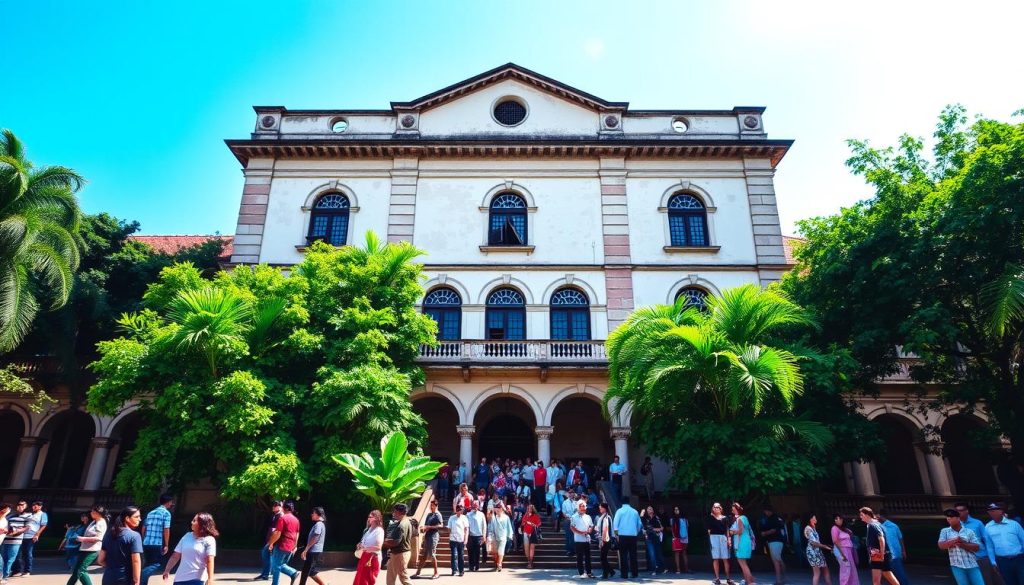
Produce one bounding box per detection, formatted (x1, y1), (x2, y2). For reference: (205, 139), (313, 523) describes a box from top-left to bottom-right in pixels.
(422, 505), (648, 571)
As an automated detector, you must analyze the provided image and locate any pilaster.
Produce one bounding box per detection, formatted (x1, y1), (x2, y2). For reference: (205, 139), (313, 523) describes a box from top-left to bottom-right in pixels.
(742, 157), (787, 285)
(387, 157), (419, 243)
(600, 157), (635, 329)
(230, 158), (274, 264)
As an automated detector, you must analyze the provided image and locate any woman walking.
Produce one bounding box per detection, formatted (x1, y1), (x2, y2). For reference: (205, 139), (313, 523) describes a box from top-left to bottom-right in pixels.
(670, 506), (691, 574)
(299, 508), (326, 585)
(99, 507), (143, 585)
(68, 506), (108, 585)
(641, 506), (665, 575)
(163, 513), (218, 585)
(858, 507), (899, 585)
(708, 503), (734, 585)
(521, 505), (541, 569)
(60, 513), (89, 571)
(832, 515), (860, 585)
(354, 510), (384, 585)
(729, 503), (755, 585)
(804, 514), (833, 585)
(489, 504), (513, 572)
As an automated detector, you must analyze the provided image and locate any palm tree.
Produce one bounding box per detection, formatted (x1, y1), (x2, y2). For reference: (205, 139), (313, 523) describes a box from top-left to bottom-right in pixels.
(605, 284), (831, 447)
(0, 129), (84, 352)
(163, 287), (253, 378)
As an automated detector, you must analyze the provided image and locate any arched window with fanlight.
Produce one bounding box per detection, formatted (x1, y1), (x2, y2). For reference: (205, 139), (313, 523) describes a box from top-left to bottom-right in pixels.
(423, 287), (462, 341)
(485, 287), (526, 340)
(667, 193), (709, 247)
(307, 193), (350, 246)
(488, 192), (528, 246)
(550, 288), (591, 341)
(675, 286), (710, 312)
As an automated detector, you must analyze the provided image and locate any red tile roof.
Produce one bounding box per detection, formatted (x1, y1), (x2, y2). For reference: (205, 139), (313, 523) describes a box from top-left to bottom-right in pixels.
(782, 235), (804, 267)
(129, 235), (233, 262)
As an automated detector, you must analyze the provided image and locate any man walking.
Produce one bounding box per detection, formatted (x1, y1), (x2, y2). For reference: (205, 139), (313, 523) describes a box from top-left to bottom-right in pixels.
(447, 505), (469, 577)
(759, 505), (787, 585)
(879, 509), (910, 585)
(466, 502), (486, 572)
(609, 456), (625, 502)
(613, 499), (642, 579)
(383, 503), (413, 585)
(256, 501), (284, 580)
(939, 508), (984, 585)
(412, 500), (443, 579)
(3, 501), (31, 580)
(267, 501), (301, 585)
(570, 500), (595, 579)
(956, 502), (1000, 585)
(562, 489), (577, 556)
(140, 494), (174, 585)
(13, 501), (47, 577)
(533, 461), (547, 513)
(986, 503), (1024, 585)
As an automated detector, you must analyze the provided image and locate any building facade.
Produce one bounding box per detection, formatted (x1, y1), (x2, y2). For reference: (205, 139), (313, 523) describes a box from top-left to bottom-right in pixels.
(0, 65), (1008, 514)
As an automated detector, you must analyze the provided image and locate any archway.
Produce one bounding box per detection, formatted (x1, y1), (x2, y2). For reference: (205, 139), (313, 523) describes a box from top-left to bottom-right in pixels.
(108, 411), (145, 489)
(942, 414), (1000, 495)
(551, 396), (613, 471)
(412, 396), (460, 464)
(874, 414), (925, 494)
(475, 397), (536, 461)
(0, 411), (25, 487)
(39, 410), (95, 489)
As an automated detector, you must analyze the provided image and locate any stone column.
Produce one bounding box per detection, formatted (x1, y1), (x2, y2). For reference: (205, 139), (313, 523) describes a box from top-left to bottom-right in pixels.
(611, 427), (632, 497)
(10, 437), (45, 489)
(851, 460), (877, 496)
(924, 449), (953, 496)
(535, 426), (554, 465)
(457, 426), (475, 470)
(83, 438), (115, 491)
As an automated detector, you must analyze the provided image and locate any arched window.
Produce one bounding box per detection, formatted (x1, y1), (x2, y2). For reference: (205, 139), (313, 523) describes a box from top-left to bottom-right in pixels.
(485, 287), (526, 340)
(423, 287), (462, 341)
(667, 193), (709, 247)
(307, 193), (350, 246)
(488, 192), (528, 246)
(675, 286), (709, 312)
(550, 288), (590, 341)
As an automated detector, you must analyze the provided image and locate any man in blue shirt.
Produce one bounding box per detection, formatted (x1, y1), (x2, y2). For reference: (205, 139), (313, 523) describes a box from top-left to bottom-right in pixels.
(878, 510), (910, 585)
(609, 456), (626, 502)
(985, 503), (1024, 585)
(139, 494), (175, 585)
(474, 458), (490, 493)
(956, 502), (997, 585)
(613, 501), (642, 579)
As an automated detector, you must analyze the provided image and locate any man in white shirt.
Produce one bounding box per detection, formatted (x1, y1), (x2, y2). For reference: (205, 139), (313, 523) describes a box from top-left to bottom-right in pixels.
(570, 500), (595, 578)
(562, 489), (578, 556)
(447, 505), (469, 577)
(547, 460), (563, 490)
(466, 502), (486, 572)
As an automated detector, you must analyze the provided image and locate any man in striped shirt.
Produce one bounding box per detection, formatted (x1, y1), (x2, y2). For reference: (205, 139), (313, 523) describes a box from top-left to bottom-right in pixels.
(3, 501), (31, 581)
(140, 494), (175, 585)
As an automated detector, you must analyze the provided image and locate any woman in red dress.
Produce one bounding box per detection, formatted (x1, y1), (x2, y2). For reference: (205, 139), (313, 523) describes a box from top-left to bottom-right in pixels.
(353, 510), (384, 585)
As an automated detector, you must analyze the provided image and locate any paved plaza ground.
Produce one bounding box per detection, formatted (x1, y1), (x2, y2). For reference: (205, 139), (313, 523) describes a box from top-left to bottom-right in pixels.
(18, 558), (956, 585)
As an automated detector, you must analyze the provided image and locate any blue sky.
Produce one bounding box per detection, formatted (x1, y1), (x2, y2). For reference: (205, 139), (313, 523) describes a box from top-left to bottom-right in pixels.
(4, 0), (1022, 236)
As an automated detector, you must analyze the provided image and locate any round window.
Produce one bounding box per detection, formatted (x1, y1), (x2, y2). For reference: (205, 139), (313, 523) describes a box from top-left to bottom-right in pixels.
(494, 99), (527, 126)
(331, 118), (349, 133)
(672, 118), (688, 133)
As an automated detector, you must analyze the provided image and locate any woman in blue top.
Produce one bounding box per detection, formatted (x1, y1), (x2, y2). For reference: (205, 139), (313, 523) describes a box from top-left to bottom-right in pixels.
(729, 503), (755, 585)
(98, 507), (144, 585)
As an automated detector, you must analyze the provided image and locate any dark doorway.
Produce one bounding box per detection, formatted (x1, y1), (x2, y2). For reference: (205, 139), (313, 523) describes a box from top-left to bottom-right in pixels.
(942, 415), (999, 495)
(0, 411), (25, 487)
(39, 410), (94, 489)
(478, 415), (534, 461)
(874, 414), (925, 494)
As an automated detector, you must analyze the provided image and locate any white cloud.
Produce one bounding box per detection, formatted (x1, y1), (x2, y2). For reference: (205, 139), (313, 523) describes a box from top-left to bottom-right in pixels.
(583, 38), (605, 59)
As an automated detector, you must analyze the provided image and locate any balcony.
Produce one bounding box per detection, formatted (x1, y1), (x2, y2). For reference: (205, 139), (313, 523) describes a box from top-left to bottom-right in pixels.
(418, 340), (607, 365)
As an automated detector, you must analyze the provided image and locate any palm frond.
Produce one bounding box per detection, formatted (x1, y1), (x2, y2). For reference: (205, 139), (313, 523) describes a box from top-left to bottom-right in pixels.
(0, 261), (40, 353)
(980, 264), (1024, 337)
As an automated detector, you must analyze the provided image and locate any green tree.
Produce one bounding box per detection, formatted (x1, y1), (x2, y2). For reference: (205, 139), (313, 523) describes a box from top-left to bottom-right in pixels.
(334, 431), (443, 511)
(782, 106), (1024, 509)
(0, 129), (84, 352)
(88, 233), (437, 505)
(605, 284), (833, 499)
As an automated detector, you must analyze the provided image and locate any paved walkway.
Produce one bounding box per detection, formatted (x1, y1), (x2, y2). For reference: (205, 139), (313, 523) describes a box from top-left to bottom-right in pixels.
(18, 558), (956, 585)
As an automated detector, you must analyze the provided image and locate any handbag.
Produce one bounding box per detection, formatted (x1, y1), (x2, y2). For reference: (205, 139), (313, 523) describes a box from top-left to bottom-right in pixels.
(869, 548), (884, 563)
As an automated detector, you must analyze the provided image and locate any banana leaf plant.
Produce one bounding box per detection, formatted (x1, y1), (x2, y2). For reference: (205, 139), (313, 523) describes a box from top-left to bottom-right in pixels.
(333, 431), (443, 512)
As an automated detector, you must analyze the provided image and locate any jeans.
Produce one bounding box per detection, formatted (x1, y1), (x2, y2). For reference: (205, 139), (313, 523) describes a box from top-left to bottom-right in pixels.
(996, 556), (1024, 585)
(467, 536), (482, 571)
(449, 541), (465, 575)
(2, 543), (23, 578)
(645, 536), (663, 572)
(619, 535), (639, 578)
(66, 550), (80, 571)
(67, 551), (99, 585)
(952, 567), (986, 585)
(258, 546), (272, 578)
(140, 545), (166, 585)
(15, 538), (36, 574)
(574, 542), (592, 576)
(564, 520), (574, 554)
(890, 557), (910, 585)
(270, 549), (297, 585)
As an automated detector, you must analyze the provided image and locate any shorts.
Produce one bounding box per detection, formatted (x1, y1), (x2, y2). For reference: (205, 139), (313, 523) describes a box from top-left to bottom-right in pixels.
(768, 542), (784, 562)
(305, 552), (323, 576)
(710, 534), (729, 560)
(869, 558), (892, 571)
(421, 536), (439, 559)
